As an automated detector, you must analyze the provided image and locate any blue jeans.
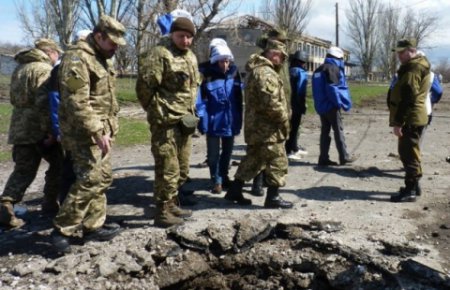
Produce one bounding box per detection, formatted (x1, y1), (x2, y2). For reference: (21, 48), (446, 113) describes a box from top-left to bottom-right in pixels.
(206, 136), (234, 185)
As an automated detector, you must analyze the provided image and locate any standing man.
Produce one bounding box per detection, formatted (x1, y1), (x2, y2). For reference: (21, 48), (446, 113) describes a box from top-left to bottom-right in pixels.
(51, 15), (126, 252)
(285, 50), (309, 161)
(0, 39), (63, 229)
(136, 16), (200, 227)
(388, 38), (430, 202)
(312, 46), (356, 166)
(225, 39), (293, 209)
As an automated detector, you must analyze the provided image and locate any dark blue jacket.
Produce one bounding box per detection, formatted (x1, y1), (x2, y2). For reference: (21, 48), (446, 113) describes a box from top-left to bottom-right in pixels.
(289, 65), (308, 114)
(312, 57), (352, 115)
(196, 62), (243, 137)
(48, 63), (61, 138)
(430, 73), (443, 104)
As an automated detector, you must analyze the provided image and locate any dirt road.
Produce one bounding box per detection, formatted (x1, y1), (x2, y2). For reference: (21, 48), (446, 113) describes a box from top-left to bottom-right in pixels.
(0, 84), (449, 289)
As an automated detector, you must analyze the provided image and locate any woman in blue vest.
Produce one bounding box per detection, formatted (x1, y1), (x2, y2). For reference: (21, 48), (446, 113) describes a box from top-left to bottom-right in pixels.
(196, 39), (243, 194)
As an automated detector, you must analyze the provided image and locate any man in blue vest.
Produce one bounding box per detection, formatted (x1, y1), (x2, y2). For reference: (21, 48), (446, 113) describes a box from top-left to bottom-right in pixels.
(312, 46), (356, 166)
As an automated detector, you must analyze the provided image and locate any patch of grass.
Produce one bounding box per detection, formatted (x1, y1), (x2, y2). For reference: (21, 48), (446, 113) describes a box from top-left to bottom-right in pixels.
(305, 82), (389, 113)
(0, 150), (10, 162)
(115, 117), (150, 146)
(0, 74), (11, 99)
(0, 103), (12, 134)
(116, 77), (138, 104)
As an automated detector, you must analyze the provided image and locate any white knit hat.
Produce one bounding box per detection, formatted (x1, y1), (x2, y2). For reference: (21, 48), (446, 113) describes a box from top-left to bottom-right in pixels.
(210, 44), (234, 64)
(209, 38), (227, 52)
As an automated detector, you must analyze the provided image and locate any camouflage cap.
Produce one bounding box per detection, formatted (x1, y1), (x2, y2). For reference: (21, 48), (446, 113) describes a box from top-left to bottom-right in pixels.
(96, 15), (126, 46)
(34, 38), (63, 53)
(265, 39), (288, 58)
(392, 38), (416, 52)
(267, 28), (288, 43)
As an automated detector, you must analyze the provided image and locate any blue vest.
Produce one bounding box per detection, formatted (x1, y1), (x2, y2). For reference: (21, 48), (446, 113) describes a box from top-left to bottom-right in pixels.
(196, 63), (243, 137)
(312, 57), (352, 114)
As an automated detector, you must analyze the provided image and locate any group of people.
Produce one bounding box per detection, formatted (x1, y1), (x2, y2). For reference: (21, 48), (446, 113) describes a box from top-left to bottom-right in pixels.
(0, 11), (442, 253)
(0, 15), (127, 253)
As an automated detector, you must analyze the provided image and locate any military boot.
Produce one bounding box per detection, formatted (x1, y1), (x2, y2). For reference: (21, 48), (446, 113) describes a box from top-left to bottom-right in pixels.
(42, 195), (60, 215)
(0, 201), (25, 228)
(390, 183), (417, 203)
(264, 186), (294, 209)
(415, 181), (422, 196)
(169, 197), (192, 218)
(224, 179), (252, 205)
(154, 202), (184, 228)
(250, 172), (265, 196)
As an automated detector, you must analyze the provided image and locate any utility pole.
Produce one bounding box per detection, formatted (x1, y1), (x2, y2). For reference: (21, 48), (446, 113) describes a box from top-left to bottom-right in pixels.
(335, 2), (339, 46)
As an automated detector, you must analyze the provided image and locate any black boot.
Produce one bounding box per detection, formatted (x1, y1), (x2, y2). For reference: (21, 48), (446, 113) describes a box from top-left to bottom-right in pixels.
(224, 179), (252, 205)
(178, 184), (197, 206)
(264, 186), (293, 209)
(250, 172), (265, 196)
(390, 183), (417, 203)
(415, 181), (422, 196)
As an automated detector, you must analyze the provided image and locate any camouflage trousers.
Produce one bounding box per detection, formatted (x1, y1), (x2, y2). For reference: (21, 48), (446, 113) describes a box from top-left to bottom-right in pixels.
(235, 142), (288, 187)
(150, 123), (192, 203)
(1, 143), (63, 204)
(53, 141), (112, 236)
(398, 126), (424, 186)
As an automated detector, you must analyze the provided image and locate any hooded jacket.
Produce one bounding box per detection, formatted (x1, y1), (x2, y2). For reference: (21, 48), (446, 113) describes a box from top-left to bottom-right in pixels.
(8, 48), (52, 144)
(196, 61), (243, 137)
(243, 53), (289, 145)
(312, 57), (352, 115)
(58, 35), (120, 143)
(389, 54), (430, 127)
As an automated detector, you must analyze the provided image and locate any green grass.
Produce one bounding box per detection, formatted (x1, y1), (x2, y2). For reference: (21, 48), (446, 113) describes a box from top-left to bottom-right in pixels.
(0, 74), (10, 98)
(116, 77), (138, 104)
(115, 117), (150, 146)
(0, 103), (12, 134)
(305, 82), (389, 113)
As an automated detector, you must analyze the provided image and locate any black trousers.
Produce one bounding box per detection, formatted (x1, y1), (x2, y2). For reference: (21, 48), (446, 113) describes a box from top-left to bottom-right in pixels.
(285, 110), (303, 154)
(319, 108), (349, 163)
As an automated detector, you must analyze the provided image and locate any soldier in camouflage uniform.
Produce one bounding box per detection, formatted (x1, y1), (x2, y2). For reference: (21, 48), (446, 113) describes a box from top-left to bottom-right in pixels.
(225, 40), (294, 209)
(250, 28), (291, 197)
(0, 39), (63, 229)
(136, 17), (200, 228)
(50, 15), (126, 253)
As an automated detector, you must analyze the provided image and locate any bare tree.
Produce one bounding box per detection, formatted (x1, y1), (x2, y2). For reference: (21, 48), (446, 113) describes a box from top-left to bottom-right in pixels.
(346, 0), (380, 81)
(15, 0), (58, 44)
(260, 0), (312, 38)
(397, 8), (438, 47)
(377, 2), (399, 79)
(434, 58), (450, 83)
(48, 0), (82, 48)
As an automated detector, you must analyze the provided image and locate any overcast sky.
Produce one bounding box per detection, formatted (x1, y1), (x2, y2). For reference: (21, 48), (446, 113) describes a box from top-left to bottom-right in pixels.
(1, 0), (448, 64)
(241, 0), (450, 65)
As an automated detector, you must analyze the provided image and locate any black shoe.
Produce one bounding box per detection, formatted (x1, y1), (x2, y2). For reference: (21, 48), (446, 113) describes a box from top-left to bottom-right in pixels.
(51, 230), (72, 254)
(390, 187), (417, 203)
(250, 187), (265, 197)
(178, 194), (198, 206)
(340, 155), (358, 165)
(83, 224), (121, 242)
(318, 159), (338, 166)
(222, 176), (231, 189)
(264, 196), (294, 209)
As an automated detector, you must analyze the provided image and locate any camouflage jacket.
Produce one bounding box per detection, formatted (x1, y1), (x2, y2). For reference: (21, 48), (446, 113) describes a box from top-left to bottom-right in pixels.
(58, 36), (119, 144)
(389, 55), (430, 127)
(8, 48), (52, 144)
(244, 53), (289, 145)
(136, 37), (200, 126)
